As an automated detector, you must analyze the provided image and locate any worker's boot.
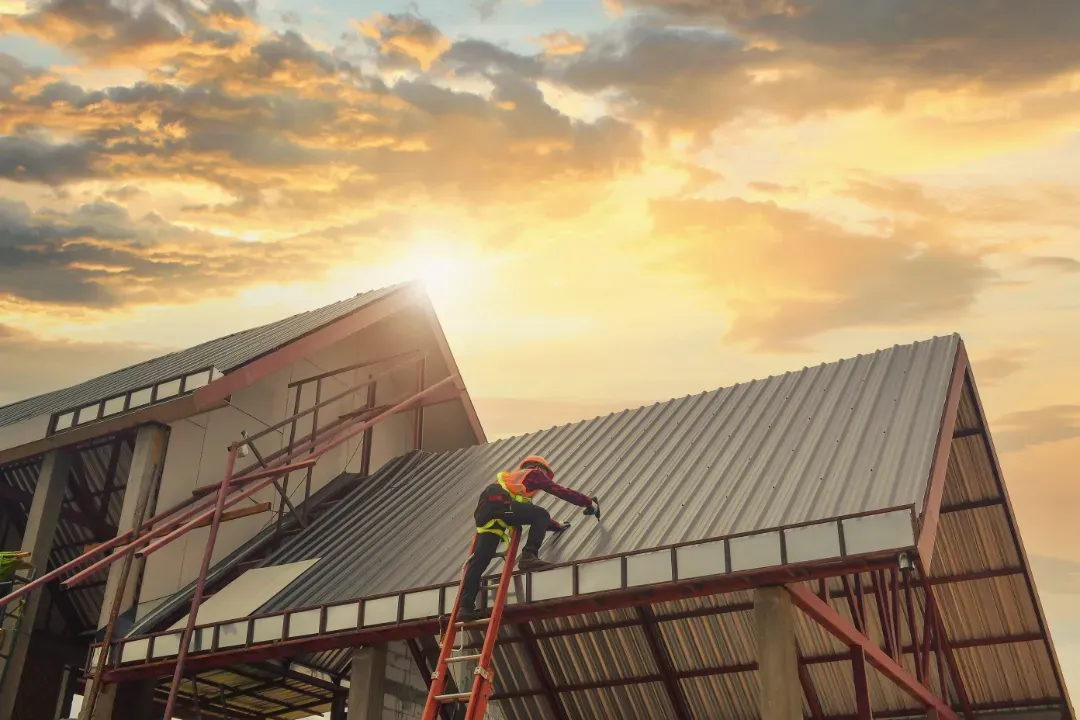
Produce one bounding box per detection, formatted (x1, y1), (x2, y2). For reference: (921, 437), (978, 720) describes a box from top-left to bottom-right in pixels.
(458, 606), (485, 623)
(518, 550), (554, 571)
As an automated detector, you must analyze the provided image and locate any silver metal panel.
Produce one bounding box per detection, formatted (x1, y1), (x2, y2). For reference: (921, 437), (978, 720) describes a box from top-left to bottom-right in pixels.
(0, 284), (406, 427)
(842, 509), (916, 556)
(324, 602), (360, 632)
(168, 559), (319, 630)
(578, 557), (622, 594)
(786, 521), (842, 564)
(626, 550), (672, 587)
(288, 609), (321, 637)
(676, 540), (726, 580)
(260, 335), (960, 612)
(729, 530), (782, 572)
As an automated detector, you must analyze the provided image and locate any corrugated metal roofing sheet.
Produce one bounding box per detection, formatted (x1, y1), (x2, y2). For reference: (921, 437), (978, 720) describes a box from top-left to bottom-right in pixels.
(260, 334), (960, 612)
(0, 284), (407, 428)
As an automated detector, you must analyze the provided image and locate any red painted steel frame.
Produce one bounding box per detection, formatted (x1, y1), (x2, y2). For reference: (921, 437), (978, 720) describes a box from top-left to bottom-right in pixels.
(163, 445), (239, 719)
(916, 341), (968, 565)
(786, 583), (960, 720)
(101, 554), (902, 683)
(63, 375), (458, 587)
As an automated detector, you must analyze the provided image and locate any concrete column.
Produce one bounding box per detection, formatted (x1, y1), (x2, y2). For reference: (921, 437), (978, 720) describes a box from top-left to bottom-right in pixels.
(755, 586), (802, 720)
(85, 425), (167, 720)
(347, 644), (388, 720)
(0, 450), (72, 719)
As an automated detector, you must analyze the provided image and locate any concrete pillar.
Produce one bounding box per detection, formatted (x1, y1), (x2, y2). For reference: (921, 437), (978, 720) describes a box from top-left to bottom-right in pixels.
(755, 586), (802, 720)
(347, 644), (388, 720)
(0, 450), (72, 719)
(84, 425), (167, 720)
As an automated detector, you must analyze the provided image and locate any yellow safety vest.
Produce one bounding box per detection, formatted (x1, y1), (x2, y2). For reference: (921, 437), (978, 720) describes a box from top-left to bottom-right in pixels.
(476, 470), (538, 541)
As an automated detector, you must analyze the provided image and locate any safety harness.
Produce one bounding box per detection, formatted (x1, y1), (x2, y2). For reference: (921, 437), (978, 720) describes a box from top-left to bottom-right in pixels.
(475, 470), (538, 543)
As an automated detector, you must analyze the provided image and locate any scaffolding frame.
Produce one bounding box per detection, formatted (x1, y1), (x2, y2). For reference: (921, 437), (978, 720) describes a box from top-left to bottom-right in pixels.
(0, 349), (458, 719)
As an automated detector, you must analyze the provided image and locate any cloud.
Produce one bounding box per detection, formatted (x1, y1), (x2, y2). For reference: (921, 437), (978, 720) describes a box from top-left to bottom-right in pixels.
(0, 23), (641, 223)
(970, 347), (1034, 384)
(0, 323), (169, 407)
(994, 404), (1080, 453)
(645, 197), (995, 351)
(0, 196), (365, 308)
(353, 12), (450, 71)
(1026, 256), (1080, 274)
(535, 31), (587, 57)
(472, 0), (502, 20)
(102, 184), (146, 201)
(842, 177), (1080, 229)
(619, 0), (1080, 88)
(1029, 555), (1080, 595)
(749, 180), (797, 195)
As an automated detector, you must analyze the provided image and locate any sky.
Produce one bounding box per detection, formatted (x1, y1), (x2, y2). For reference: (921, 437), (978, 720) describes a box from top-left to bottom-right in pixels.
(0, 0), (1079, 700)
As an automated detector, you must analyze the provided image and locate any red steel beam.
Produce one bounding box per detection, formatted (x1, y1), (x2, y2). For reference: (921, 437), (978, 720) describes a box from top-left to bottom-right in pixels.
(163, 446), (240, 719)
(638, 606), (692, 720)
(101, 554), (902, 683)
(118, 378), (458, 568)
(786, 582), (960, 720)
(414, 356), (425, 450)
(916, 341), (968, 564)
(517, 622), (569, 720)
(799, 664), (824, 720)
(962, 373), (1076, 720)
(851, 648), (872, 720)
(918, 570), (974, 720)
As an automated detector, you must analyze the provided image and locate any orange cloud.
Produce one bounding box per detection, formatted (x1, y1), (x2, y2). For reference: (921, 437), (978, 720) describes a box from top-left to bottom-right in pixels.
(351, 12), (450, 70)
(645, 197), (996, 351)
(535, 31), (587, 57)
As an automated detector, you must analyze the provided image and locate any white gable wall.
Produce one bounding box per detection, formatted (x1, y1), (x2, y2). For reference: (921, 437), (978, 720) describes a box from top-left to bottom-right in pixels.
(135, 309), (479, 620)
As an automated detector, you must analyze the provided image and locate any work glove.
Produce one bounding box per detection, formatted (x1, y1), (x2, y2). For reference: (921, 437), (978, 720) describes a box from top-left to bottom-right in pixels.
(550, 520), (570, 533)
(582, 496), (599, 516)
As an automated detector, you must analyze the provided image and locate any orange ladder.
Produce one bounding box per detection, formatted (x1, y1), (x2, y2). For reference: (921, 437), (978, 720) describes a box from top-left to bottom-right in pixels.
(421, 529), (521, 720)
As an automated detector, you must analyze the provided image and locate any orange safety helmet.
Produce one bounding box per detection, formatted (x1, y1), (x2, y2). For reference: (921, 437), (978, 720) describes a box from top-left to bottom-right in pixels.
(519, 455), (554, 477)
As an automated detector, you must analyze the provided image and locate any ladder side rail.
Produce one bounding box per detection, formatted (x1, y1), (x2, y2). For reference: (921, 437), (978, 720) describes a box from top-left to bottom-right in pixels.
(421, 534), (479, 720)
(465, 530), (521, 720)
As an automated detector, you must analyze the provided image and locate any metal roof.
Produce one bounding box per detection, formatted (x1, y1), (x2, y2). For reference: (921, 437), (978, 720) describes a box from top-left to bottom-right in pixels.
(0, 284), (408, 428)
(260, 334), (961, 612)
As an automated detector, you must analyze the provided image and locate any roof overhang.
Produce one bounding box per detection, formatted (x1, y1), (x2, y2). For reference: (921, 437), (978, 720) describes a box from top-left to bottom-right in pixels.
(0, 284), (485, 466)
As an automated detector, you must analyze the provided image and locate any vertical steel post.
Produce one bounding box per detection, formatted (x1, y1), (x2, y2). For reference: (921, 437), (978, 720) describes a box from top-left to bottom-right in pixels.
(852, 647), (873, 720)
(414, 357), (426, 450)
(360, 381), (377, 478)
(302, 379), (323, 524)
(276, 383), (304, 543)
(904, 571), (922, 681)
(162, 445), (239, 720)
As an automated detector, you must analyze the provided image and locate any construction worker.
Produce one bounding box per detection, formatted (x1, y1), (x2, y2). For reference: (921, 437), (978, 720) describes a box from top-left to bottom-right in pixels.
(458, 455), (596, 622)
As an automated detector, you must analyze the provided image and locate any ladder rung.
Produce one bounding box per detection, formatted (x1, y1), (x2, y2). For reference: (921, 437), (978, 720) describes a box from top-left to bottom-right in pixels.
(456, 617), (490, 629)
(436, 692), (472, 703)
(445, 653), (482, 664)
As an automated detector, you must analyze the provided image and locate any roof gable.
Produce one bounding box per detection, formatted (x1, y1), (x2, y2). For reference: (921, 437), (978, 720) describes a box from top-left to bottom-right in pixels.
(261, 334), (961, 610)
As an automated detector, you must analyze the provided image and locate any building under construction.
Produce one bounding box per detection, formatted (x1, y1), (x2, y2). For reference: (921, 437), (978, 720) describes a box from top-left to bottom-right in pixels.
(0, 282), (1073, 720)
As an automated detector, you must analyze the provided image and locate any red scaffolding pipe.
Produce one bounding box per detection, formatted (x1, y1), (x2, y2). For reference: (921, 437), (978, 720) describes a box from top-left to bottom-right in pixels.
(163, 447), (239, 719)
(63, 376), (458, 588)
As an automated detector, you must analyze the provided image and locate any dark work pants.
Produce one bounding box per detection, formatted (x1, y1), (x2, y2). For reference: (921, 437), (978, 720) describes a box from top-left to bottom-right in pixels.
(460, 502), (551, 611)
